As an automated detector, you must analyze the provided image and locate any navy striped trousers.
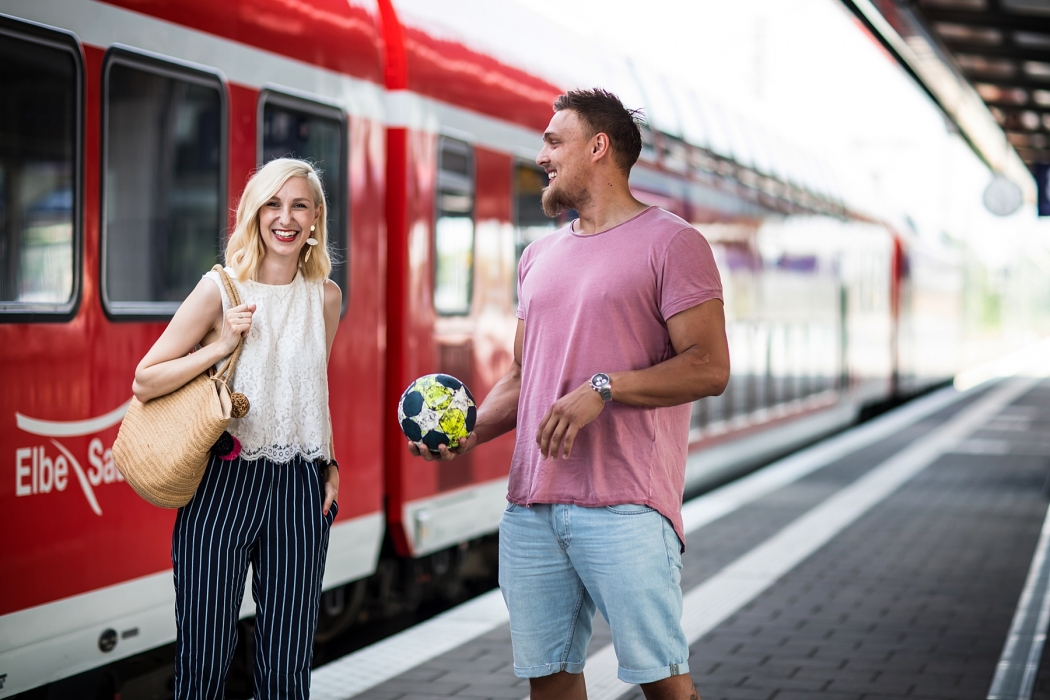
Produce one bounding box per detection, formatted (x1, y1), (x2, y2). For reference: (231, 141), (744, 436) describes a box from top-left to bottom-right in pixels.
(172, 454), (336, 699)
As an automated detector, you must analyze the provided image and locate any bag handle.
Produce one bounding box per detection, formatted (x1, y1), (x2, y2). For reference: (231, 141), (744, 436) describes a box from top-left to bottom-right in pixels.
(212, 265), (245, 387)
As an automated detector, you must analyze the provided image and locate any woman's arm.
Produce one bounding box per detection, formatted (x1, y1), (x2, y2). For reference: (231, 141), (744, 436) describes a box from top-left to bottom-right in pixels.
(321, 279), (342, 515)
(322, 279), (342, 360)
(132, 278), (255, 403)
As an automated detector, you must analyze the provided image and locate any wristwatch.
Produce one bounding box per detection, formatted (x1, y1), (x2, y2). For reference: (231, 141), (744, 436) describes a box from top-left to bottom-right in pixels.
(590, 373), (613, 403)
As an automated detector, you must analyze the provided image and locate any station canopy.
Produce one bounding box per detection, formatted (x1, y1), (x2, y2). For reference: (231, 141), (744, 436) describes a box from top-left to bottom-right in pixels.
(842, 0), (1043, 199)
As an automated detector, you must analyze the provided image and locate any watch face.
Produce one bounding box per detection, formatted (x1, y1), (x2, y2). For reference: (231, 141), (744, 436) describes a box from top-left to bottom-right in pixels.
(591, 373), (610, 388)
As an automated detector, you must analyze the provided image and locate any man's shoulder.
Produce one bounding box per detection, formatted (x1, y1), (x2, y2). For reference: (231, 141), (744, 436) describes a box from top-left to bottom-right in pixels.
(646, 207), (699, 236)
(626, 208), (709, 256)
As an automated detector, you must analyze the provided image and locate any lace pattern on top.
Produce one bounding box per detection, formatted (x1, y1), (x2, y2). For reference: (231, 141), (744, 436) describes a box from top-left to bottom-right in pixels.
(204, 267), (330, 464)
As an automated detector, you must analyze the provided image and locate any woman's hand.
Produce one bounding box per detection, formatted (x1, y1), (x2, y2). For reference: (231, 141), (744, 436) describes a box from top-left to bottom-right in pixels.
(218, 303), (257, 355)
(322, 463), (339, 516)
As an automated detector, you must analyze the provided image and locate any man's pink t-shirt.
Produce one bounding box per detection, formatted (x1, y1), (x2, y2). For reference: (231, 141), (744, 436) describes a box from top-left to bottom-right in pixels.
(511, 206), (724, 548)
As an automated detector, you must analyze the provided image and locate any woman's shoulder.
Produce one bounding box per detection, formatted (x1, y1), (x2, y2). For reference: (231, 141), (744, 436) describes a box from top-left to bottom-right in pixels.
(201, 265), (241, 308)
(322, 278), (341, 316)
(202, 265), (238, 283)
(177, 275), (224, 319)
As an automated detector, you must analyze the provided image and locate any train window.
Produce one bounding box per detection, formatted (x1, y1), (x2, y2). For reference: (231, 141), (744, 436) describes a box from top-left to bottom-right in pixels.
(513, 162), (556, 301)
(102, 50), (225, 316)
(434, 137), (474, 316)
(0, 23), (81, 318)
(259, 90), (347, 296)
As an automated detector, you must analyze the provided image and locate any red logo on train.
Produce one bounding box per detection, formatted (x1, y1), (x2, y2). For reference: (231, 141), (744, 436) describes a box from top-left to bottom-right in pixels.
(13, 402), (130, 515)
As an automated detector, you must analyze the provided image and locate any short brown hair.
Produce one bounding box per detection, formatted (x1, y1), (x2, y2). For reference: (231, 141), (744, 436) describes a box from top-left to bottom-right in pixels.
(553, 88), (644, 174)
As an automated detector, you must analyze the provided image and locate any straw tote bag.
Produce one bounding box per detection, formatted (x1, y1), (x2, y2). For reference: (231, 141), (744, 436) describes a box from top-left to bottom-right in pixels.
(114, 265), (249, 508)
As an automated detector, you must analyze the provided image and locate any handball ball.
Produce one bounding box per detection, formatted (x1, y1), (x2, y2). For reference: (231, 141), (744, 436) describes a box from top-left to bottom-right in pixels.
(399, 374), (477, 452)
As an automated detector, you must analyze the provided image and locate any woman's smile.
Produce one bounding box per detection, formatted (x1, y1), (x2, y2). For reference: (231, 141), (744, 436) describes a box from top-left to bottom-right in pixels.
(272, 228), (300, 243)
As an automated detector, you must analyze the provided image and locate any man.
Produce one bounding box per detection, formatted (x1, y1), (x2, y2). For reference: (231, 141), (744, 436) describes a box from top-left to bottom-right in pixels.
(409, 88), (729, 700)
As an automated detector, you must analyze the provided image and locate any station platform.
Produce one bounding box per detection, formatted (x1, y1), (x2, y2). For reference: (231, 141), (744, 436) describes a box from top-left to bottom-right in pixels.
(308, 376), (1050, 700)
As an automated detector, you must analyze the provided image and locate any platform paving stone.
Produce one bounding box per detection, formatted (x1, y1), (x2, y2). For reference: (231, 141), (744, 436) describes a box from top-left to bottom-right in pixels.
(657, 385), (1050, 700)
(347, 383), (1050, 700)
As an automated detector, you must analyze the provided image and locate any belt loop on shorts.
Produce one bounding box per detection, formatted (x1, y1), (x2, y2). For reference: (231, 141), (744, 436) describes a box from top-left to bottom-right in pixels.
(670, 663), (681, 676)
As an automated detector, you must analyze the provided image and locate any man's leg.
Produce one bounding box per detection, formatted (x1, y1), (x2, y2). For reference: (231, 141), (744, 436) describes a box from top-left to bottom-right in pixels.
(528, 662), (698, 700)
(566, 504), (695, 698)
(499, 503), (596, 687)
(640, 675), (701, 700)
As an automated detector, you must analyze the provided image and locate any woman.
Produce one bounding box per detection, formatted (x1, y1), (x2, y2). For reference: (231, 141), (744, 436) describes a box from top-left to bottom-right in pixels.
(132, 158), (341, 698)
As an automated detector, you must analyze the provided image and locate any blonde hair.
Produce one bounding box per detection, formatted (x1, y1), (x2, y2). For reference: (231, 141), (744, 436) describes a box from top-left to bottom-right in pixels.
(224, 158), (332, 282)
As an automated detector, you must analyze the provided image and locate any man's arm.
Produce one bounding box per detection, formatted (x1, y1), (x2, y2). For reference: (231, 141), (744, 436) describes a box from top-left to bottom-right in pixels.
(609, 297), (730, 406)
(536, 298), (729, 459)
(408, 319), (525, 462)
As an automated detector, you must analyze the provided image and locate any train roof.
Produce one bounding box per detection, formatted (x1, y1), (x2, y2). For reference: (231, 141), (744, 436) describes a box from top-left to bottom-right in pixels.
(91, 0), (847, 216)
(101, 0), (385, 85)
(392, 0), (846, 214)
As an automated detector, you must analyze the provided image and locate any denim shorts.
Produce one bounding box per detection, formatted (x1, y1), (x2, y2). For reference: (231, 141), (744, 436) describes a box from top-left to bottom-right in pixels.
(498, 502), (690, 684)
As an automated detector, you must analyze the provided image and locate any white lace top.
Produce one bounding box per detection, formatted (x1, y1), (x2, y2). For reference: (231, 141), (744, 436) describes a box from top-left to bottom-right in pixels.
(204, 266), (331, 464)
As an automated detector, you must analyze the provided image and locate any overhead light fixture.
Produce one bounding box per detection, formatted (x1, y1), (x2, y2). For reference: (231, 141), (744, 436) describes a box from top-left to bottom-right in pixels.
(983, 173), (1024, 216)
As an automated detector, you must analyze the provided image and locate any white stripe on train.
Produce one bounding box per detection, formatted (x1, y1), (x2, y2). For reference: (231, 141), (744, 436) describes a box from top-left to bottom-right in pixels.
(0, 513), (382, 697)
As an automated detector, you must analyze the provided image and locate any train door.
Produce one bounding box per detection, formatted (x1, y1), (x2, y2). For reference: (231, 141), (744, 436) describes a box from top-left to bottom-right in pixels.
(394, 135), (513, 559)
(386, 138), (555, 561)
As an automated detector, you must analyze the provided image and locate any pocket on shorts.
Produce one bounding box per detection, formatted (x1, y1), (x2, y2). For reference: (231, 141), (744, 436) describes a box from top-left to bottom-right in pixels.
(504, 501), (517, 513)
(604, 503), (655, 515)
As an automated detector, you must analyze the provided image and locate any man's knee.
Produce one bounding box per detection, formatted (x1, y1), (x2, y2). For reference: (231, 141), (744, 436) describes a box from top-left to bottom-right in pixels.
(640, 673), (700, 700)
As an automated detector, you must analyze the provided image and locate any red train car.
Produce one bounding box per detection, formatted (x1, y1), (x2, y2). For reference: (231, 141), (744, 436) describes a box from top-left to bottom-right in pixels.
(0, 1), (388, 692)
(0, 0), (961, 695)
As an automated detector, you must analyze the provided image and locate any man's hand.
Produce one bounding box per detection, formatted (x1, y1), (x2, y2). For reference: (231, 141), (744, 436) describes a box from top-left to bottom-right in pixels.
(322, 464), (339, 516)
(536, 383), (605, 460)
(407, 432), (480, 462)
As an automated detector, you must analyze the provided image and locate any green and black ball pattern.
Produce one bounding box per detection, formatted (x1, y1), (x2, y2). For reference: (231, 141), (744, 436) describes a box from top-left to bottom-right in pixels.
(398, 374), (477, 452)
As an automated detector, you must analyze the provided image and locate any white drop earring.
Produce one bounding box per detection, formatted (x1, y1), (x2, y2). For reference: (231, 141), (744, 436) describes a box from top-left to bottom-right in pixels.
(304, 224), (318, 262)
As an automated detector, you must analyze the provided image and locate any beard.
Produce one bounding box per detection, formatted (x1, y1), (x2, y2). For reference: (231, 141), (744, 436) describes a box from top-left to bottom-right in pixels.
(541, 181), (590, 218)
